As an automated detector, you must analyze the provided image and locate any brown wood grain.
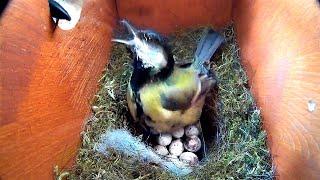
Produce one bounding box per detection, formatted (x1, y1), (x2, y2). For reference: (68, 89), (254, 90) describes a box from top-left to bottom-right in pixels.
(233, 0), (320, 179)
(116, 0), (232, 34)
(0, 0), (116, 179)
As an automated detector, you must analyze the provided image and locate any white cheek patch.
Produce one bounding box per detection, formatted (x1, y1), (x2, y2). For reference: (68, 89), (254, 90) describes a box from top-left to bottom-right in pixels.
(149, 49), (168, 68)
(134, 40), (167, 70)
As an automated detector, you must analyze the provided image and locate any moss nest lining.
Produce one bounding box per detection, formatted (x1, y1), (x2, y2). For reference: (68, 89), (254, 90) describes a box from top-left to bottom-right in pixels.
(60, 26), (273, 179)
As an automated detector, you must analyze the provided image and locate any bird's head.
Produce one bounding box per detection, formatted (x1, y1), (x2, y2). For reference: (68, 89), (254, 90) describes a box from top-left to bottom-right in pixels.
(112, 20), (171, 76)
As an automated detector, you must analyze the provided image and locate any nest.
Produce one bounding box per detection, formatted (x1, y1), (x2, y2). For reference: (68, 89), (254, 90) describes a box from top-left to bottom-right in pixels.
(58, 26), (274, 179)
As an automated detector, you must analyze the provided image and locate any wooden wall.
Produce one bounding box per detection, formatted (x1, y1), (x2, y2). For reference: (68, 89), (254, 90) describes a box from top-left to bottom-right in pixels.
(233, 0), (320, 179)
(0, 0), (117, 179)
(116, 0), (232, 33)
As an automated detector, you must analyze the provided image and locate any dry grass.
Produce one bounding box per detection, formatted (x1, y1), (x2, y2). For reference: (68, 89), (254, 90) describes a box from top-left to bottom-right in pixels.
(59, 26), (273, 180)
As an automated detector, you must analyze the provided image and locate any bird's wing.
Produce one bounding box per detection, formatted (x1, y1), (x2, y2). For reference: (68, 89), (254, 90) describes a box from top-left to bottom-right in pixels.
(159, 68), (200, 111)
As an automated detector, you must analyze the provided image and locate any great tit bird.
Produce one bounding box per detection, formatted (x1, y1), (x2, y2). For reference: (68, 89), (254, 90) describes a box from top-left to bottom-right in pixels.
(113, 20), (223, 134)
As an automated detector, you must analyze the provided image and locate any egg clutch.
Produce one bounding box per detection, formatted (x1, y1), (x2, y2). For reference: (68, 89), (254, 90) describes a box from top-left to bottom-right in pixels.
(154, 124), (203, 166)
(112, 20), (223, 167)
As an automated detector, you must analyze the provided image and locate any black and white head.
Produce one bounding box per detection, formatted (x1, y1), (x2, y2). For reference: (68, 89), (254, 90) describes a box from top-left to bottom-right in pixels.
(112, 20), (171, 76)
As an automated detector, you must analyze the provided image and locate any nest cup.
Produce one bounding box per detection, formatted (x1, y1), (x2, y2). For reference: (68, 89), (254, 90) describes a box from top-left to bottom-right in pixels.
(72, 25), (273, 179)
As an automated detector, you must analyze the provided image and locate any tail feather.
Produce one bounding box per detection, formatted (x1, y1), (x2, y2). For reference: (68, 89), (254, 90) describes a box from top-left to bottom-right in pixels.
(193, 29), (224, 73)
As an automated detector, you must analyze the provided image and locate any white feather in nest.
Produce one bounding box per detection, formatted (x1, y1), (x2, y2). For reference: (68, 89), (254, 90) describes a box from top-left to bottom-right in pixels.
(94, 129), (192, 176)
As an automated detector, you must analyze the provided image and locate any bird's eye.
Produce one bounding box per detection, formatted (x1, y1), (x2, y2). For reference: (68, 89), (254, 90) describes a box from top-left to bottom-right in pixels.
(140, 30), (163, 43)
(144, 34), (152, 41)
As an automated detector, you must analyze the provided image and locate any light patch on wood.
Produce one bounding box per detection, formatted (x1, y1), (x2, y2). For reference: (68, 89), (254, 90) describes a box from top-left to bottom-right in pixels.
(308, 100), (317, 112)
(53, 0), (84, 30)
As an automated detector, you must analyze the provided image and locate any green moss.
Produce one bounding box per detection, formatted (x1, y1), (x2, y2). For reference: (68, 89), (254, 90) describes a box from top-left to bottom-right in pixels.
(59, 26), (273, 180)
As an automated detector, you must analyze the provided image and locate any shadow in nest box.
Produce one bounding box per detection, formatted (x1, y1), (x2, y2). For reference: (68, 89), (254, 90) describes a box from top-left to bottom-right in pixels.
(191, 69), (219, 160)
(200, 48), (222, 146)
(0, 0), (10, 17)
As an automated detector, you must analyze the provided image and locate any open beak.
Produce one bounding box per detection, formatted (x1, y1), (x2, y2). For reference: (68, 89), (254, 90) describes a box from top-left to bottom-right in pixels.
(112, 20), (139, 46)
(120, 20), (138, 38)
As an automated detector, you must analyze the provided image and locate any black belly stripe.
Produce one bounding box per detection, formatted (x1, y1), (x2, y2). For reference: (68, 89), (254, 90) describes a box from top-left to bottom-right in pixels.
(134, 92), (144, 118)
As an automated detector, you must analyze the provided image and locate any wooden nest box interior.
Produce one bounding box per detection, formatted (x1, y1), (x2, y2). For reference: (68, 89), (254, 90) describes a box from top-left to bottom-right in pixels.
(0, 0), (319, 179)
